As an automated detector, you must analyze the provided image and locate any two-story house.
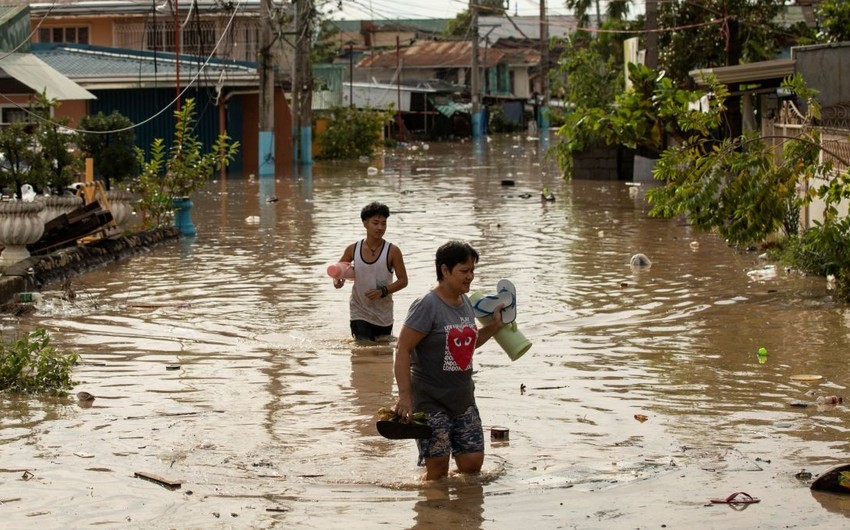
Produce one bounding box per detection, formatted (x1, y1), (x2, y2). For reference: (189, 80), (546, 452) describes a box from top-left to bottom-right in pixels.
(1, 4), (94, 125)
(23, 0), (295, 176)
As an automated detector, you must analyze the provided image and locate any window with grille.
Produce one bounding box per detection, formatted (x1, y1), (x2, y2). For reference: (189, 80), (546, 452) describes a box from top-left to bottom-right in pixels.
(0, 106), (33, 125)
(145, 21), (217, 55)
(38, 26), (89, 44)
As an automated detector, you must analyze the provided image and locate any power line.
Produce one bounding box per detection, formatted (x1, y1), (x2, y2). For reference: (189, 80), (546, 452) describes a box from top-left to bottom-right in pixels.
(0, 0), (246, 135)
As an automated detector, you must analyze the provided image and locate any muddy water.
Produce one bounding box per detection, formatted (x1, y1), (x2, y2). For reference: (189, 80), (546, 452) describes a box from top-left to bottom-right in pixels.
(1, 133), (849, 529)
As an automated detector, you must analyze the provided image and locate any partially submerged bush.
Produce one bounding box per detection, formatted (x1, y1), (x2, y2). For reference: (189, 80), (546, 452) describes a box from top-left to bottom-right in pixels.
(315, 106), (393, 160)
(134, 98), (239, 228)
(776, 219), (850, 300)
(0, 328), (78, 395)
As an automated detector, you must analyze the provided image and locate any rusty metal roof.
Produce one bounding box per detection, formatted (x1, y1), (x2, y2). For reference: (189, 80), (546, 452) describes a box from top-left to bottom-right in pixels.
(358, 40), (506, 69)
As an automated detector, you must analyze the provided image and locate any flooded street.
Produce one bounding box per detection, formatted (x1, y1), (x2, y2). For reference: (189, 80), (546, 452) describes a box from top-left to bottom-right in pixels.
(2, 132), (849, 529)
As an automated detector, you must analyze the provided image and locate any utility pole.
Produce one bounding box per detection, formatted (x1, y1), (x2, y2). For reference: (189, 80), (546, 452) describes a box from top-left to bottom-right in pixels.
(645, 0), (658, 69)
(539, 0), (549, 130)
(293, 0), (313, 165)
(470, 0), (482, 138)
(258, 0), (276, 176)
(348, 42), (354, 107)
(173, 0), (180, 112)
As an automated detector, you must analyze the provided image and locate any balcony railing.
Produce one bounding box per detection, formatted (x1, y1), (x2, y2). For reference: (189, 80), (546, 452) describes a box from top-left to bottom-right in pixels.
(113, 18), (261, 63)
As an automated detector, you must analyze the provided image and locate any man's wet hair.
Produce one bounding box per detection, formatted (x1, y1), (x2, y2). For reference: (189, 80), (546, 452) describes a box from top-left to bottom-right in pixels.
(435, 241), (479, 281)
(361, 202), (390, 221)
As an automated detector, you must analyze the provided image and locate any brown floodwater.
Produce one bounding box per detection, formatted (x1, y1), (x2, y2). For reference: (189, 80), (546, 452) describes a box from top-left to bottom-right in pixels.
(1, 132), (849, 529)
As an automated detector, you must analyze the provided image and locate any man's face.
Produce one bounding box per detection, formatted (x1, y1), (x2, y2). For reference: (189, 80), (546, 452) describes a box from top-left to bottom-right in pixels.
(363, 215), (387, 238)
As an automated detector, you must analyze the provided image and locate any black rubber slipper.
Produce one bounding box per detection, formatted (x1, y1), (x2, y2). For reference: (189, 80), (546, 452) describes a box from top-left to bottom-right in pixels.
(376, 420), (432, 440)
(811, 463), (850, 493)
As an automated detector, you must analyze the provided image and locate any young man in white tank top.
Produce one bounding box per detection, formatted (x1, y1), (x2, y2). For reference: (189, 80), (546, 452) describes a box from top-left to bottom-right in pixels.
(333, 202), (408, 342)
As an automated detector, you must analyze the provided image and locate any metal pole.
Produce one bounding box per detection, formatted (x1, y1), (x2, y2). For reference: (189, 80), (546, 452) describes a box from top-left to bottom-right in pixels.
(349, 42), (354, 106)
(174, 0), (180, 112)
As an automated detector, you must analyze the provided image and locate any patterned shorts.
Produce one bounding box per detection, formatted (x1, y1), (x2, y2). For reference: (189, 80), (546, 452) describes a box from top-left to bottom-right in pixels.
(416, 405), (484, 466)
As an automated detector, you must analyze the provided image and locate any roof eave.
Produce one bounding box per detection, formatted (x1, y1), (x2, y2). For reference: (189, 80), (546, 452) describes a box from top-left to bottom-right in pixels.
(690, 59), (796, 86)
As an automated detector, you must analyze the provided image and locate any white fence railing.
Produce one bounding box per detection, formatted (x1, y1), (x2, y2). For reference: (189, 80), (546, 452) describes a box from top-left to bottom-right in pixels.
(113, 18), (262, 63)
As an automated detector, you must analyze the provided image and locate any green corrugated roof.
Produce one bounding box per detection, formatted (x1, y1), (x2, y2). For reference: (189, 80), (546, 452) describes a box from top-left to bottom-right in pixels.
(430, 96), (469, 117)
(0, 4), (31, 53)
(0, 3), (24, 24)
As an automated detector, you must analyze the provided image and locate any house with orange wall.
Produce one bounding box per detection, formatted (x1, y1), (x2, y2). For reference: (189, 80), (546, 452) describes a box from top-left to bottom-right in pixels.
(19, 0), (295, 176)
(1, 4), (94, 125)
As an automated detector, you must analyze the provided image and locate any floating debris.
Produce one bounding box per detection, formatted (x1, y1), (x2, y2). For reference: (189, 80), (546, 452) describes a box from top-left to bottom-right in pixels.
(746, 265), (777, 281)
(629, 253), (652, 269)
(134, 471), (183, 490)
(791, 374), (823, 382)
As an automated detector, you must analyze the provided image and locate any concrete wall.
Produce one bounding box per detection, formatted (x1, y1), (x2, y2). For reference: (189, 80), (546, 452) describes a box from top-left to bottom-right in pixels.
(793, 42), (850, 107)
(571, 145), (622, 180)
(0, 227), (179, 308)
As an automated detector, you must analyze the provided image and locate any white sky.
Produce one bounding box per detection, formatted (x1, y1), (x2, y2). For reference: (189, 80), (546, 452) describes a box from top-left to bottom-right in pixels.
(324, 0), (577, 21)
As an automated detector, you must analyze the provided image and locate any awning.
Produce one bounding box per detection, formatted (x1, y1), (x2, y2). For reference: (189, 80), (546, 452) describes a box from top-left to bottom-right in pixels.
(0, 52), (96, 100)
(689, 58), (795, 87)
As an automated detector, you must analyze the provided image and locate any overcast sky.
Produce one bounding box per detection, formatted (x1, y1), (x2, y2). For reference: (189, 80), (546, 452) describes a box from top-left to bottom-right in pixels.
(324, 0), (577, 21)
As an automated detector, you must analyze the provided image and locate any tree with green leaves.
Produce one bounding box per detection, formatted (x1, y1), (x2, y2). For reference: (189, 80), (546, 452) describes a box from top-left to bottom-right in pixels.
(477, 0), (507, 16)
(645, 72), (850, 300)
(0, 122), (36, 198)
(553, 63), (701, 176)
(657, 0), (784, 87)
(816, 0), (850, 42)
(77, 111), (138, 191)
(551, 36), (622, 110)
(313, 19), (342, 63)
(565, 0), (595, 28)
(30, 91), (81, 195)
(445, 10), (472, 38)
(549, 0), (637, 120)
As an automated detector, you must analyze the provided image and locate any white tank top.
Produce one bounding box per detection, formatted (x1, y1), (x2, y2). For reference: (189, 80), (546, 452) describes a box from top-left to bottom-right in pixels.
(350, 239), (394, 326)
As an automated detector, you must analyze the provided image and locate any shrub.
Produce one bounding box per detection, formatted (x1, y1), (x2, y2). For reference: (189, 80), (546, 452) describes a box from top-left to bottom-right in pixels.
(0, 328), (78, 395)
(134, 98), (239, 228)
(778, 218), (850, 300)
(0, 122), (36, 197)
(315, 106), (393, 160)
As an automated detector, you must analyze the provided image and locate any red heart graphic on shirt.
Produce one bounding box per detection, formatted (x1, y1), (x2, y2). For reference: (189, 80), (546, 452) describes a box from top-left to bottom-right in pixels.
(447, 326), (476, 370)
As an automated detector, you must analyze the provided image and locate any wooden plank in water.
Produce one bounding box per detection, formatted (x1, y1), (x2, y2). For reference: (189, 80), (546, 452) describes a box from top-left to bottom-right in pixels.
(134, 471), (183, 490)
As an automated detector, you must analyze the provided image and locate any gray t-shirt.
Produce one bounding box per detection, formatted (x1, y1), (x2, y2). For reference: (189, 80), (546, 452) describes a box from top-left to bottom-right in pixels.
(404, 290), (478, 417)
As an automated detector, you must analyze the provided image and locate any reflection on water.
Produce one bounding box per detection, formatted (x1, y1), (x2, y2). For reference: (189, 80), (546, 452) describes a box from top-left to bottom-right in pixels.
(412, 481), (484, 529)
(1, 132), (849, 528)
